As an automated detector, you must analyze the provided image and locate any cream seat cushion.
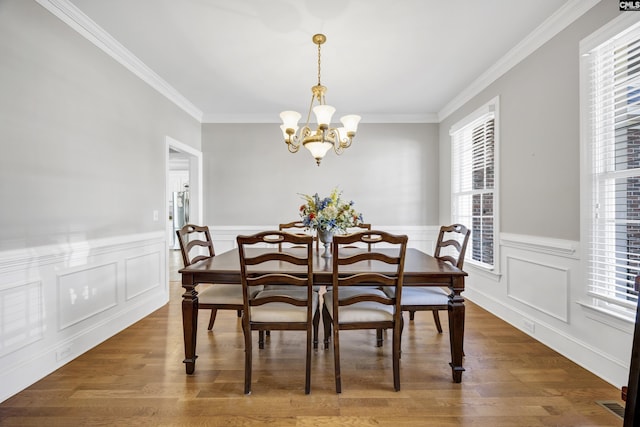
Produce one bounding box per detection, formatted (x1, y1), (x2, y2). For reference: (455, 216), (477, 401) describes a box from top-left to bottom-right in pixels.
(250, 289), (319, 323)
(198, 284), (262, 305)
(324, 288), (394, 323)
(383, 286), (449, 305)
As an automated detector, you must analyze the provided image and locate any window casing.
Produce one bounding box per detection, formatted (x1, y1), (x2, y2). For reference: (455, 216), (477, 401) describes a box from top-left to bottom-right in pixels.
(450, 100), (498, 270)
(582, 18), (640, 320)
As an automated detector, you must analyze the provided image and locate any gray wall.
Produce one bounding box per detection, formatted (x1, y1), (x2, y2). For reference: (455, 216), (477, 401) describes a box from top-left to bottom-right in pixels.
(202, 123), (439, 227)
(0, 0), (201, 251)
(439, 0), (618, 241)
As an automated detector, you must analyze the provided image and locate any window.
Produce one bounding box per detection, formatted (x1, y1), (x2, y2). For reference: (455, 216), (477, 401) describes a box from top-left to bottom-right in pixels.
(450, 99), (498, 269)
(582, 18), (640, 320)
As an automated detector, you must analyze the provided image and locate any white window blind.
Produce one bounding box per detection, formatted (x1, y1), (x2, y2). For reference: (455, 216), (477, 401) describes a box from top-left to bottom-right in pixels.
(586, 22), (640, 318)
(451, 109), (496, 268)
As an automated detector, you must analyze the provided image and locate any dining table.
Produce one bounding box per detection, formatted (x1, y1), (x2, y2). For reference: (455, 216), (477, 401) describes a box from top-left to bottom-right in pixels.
(178, 247), (468, 383)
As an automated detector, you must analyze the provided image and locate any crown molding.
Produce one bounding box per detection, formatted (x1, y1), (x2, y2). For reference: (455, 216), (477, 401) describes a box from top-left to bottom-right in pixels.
(201, 112), (440, 124)
(437, 0), (601, 122)
(35, 0), (203, 122)
(34, 0), (600, 126)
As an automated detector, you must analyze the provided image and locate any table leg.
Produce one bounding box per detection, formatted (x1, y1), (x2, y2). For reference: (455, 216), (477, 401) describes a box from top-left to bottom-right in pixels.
(181, 280), (198, 374)
(448, 276), (465, 383)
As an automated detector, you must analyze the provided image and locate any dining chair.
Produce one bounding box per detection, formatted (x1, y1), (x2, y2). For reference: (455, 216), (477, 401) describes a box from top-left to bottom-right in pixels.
(345, 223), (372, 250)
(278, 220), (318, 250)
(237, 231), (320, 395)
(176, 224), (260, 331)
(322, 230), (408, 393)
(396, 224), (470, 333)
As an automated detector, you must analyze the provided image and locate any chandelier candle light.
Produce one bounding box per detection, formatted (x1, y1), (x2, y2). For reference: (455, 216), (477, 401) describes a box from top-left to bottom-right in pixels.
(280, 34), (361, 166)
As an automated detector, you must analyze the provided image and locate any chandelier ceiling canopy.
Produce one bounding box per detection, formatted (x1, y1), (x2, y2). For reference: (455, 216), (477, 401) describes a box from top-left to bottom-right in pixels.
(280, 34), (361, 166)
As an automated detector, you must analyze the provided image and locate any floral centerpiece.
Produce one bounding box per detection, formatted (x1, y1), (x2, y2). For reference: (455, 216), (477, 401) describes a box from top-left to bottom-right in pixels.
(299, 188), (363, 257)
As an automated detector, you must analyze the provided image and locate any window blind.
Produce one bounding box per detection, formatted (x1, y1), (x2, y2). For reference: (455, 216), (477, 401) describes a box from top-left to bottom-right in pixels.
(587, 22), (640, 318)
(451, 112), (495, 268)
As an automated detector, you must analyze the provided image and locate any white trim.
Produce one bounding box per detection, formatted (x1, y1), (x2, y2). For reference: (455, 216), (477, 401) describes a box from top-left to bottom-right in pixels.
(579, 15), (640, 323)
(0, 231), (165, 273)
(0, 232), (168, 403)
(465, 286), (629, 388)
(439, 0), (601, 122)
(165, 136), (203, 224)
(577, 300), (635, 330)
(34, 0), (598, 126)
(505, 255), (570, 323)
(449, 103), (495, 135)
(450, 96), (500, 271)
(579, 11), (640, 53)
(500, 233), (579, 259)
(35, 0), (203, 122)
(207, 225), (439, 254)
(202, 113), (441, 124)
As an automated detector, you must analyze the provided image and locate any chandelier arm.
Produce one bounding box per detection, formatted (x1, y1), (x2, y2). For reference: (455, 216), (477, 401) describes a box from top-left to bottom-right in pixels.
(281, 33), (359, 166)
(286, 134), (301, 153)
(305, 93), (315, 126)
(325, 128), (342, 155)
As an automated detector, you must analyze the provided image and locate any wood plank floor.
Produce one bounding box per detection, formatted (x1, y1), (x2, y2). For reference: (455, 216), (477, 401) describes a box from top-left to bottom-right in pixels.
(0, 252), (625, 426)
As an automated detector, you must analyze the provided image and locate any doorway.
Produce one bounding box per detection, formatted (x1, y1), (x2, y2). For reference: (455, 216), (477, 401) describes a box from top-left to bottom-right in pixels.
(165, 136), (203, 251)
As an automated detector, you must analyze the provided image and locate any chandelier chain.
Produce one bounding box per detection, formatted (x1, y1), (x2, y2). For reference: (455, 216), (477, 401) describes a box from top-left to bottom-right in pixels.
(317, 42), (322, 87)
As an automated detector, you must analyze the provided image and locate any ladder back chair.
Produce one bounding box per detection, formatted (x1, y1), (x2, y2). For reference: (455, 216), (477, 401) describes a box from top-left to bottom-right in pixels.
(402, 224), (470, 332)
(278, 220), (318, 250)
(176, 224), (250, 330)
(322, 230), (408, 393)
(345, 223), (373, 250)
(237, 231), (320, 395)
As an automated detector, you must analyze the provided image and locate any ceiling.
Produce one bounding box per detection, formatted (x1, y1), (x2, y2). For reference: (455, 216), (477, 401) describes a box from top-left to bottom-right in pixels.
(65, 0), (574, 123)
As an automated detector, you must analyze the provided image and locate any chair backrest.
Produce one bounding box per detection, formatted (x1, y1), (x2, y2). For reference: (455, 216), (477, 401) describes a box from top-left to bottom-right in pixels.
(176, 224), (215, 267)
(434, 224), (470, 270)
(237, 231), (314, 312)
(278, 220), (317, 250)
(331, 230), (408, 315)
(345, 223), (373, 250)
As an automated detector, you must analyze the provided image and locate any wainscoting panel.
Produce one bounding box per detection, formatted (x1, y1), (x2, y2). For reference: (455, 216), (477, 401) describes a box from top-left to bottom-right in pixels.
(506, 256), (569, 322)
(209, 225), (437, 254)
(464, 233), (633, 388)
(57, 262), (118, 330)
(0, 280), (44, 357)
(125, 252), (161, 300)
(0, 231), (168, 403)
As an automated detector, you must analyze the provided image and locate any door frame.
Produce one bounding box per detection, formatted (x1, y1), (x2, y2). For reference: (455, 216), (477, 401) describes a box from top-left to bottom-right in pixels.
(165, 136), (203, 248)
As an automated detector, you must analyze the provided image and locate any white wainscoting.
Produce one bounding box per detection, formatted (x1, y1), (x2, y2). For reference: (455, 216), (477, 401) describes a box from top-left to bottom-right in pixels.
(463, 232), (634, 388)
(0, 231), (168, 403)
(208, 225), (439, 254)
(505, 256), (569, 322)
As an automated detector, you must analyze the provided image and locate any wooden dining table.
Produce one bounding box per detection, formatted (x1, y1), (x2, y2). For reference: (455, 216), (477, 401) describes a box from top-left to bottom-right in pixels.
(178, 247), (468, 383)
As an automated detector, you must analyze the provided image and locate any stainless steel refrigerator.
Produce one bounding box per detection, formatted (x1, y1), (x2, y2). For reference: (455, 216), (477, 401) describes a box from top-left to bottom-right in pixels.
(171, 185), (189, 249)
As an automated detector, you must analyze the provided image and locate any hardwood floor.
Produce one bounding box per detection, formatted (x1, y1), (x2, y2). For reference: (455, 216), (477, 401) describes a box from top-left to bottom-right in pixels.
(0, 252), (625, 426)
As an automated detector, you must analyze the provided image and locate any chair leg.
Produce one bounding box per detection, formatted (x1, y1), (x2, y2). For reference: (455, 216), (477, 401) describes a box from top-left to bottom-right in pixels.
(207, 309), (218, 331)
(392, 323), (401, 391)
(242, 321), (252, 395)
(432, 310), (443, 334)
(237, 310), (242, 318)
(399, 315), (404, 359)
(409, 310), (415, 321)
(376, 328), (383, 347)
(322, 304), (332, 350)
(312, 307), (320, 350)
(332, 319), (342, 394)
(258, 330), (265, 349)
(305, 321), (313, 394)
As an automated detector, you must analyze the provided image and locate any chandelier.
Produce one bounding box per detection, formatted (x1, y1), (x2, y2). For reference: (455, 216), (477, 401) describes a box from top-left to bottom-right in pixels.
(280, 34), (361, 166)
